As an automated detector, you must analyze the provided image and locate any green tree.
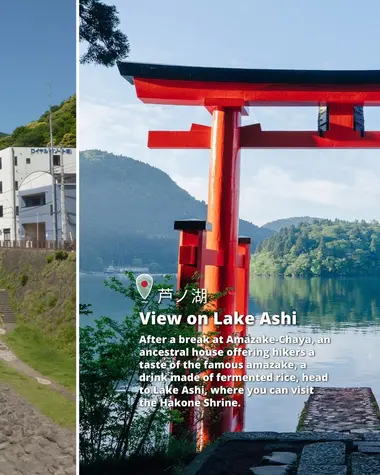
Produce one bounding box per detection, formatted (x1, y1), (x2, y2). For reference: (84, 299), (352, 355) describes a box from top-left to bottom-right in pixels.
(61, 133), (76, 147)
(316, 236), (326, 260)
(80, 274), (229, 468)
(79, 0), (130, 67)
(294, 235), (305, 256)
(251, 219), (380, 277)
(0, 96), (76, 149)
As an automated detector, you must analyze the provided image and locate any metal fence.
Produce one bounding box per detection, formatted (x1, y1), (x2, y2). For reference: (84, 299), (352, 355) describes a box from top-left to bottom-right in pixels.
(0, 240), (76, 251)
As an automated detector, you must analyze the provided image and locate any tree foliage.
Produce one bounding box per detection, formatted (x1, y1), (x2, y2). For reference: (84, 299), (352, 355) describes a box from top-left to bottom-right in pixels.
(80, 273), (228, 472)
(79, 0), (130, 67)
(0, 96), (76, 149)
(251, 219), (380, 276)
(262, 216), (319, 232)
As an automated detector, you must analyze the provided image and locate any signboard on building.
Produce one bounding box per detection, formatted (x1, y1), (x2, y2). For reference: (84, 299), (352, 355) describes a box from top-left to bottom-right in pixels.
(30, 148), (73, 155)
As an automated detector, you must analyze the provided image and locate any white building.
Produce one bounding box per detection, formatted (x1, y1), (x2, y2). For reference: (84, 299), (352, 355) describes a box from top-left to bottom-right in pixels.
(0, 147), (76, 241)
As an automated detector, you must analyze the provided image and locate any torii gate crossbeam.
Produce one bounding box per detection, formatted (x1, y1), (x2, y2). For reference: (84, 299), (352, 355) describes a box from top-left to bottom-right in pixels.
(117, 61), (380, 444)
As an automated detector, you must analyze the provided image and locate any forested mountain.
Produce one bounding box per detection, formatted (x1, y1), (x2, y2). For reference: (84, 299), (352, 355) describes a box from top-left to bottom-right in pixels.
(262, 216), (319, 232)
(0, 133), (8, 138)
(0, 96), (76, 149)
(80, 150), (274, 271)
(251, 219), (380, 276)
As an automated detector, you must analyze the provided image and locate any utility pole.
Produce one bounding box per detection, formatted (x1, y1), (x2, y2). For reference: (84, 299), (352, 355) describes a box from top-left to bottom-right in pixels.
(60, 150), (67, 244)
(48, 84), (58, 248)
(11, 148), (17, 243)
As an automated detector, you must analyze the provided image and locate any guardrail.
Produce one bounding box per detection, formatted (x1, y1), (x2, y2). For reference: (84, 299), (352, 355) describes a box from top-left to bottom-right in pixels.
(0, 240), (76, 251)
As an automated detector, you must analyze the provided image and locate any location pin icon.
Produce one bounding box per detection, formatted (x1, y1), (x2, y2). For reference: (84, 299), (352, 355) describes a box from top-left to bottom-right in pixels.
(136, 274), (154, 300)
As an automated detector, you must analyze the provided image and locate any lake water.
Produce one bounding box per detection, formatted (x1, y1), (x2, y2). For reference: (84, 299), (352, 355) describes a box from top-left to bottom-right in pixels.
(80, 273), (380, 432)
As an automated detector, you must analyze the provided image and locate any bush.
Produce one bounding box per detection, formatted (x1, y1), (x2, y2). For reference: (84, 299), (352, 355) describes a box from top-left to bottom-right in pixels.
(46, 254), (54, 264)
(80, 273), (228, 466)
(79, 442), (196, 475)
(20, 274), (28, 286)
(55, 250), (68, 261)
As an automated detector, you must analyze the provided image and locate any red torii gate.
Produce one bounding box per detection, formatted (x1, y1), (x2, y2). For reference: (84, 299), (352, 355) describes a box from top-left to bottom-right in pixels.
(118, 62), (380, 443)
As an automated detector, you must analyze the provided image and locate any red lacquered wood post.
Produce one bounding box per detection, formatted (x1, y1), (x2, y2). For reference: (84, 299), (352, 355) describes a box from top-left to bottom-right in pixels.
(203, 106), (242, 440)
(171, 220), (210, 441)
(234, 237), (251, 432)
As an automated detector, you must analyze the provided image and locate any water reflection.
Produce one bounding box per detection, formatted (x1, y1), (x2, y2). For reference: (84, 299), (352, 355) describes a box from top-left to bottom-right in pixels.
(80, 274), (380, 432)
(249, 276), (380, 329)
(245, 276), (380, 432)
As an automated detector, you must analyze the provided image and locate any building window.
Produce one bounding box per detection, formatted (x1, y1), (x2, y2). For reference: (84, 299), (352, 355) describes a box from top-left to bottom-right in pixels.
(0, 206), (2, 217)
(0, 157), (2, 169)
(53, 154), (60, 166)
(50, 204), (53, 215)
(3, 229), (10, 241)
(16, 206), (19, 216)
(14, 156), (17, 166)
(26, 158), (31, 164)
(0, 182), (2, 193)
(22, 193), (46, 208)
(15, 181), (18, 190)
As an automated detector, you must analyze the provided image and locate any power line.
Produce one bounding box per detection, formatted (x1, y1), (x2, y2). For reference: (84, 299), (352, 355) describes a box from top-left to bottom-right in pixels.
(1, 199), (55, 217)
(0, 160), (77, 232)
(0, 166), (76, 197)
(0, 171), (76, 207)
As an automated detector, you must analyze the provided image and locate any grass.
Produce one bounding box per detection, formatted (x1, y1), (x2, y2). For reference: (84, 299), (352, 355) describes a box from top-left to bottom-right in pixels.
(1, 325), (75, 392)
(0, 360), (75, 430)
(296, 401), (309, 431)
(0, 249), (76, 358)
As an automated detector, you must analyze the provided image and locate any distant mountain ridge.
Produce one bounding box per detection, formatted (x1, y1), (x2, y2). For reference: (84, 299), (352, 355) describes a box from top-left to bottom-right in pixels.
(0, 96), (76, 149)
(252, 219), (380, 276)
(262, 216), (320, 232)
(80, 150), (275, 271)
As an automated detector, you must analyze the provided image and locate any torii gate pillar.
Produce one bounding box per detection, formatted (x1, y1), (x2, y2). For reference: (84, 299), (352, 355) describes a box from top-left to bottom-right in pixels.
(203, 106), (242, 439)
(205, 107), (241, 330)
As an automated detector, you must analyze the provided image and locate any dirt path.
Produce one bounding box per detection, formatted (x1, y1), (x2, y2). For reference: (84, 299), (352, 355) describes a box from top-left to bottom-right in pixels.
(0, 385), (75, 474)
(0, 290), (76, 472)
(0, 339), (75, 402)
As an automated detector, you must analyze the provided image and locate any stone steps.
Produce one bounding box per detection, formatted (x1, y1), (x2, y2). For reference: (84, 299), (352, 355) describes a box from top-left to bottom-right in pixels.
(188, 432), (380, 475)
(298, 387), (380, 434)
(0, 289), (16, 332)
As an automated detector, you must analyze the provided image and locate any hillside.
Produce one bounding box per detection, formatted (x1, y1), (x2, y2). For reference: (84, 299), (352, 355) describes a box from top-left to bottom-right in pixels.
(0, 95), (76, 149)
(262, 216), (319, 232)
(251, 219), (380, 276)
(80, 150), (274, 271)
(0, 249), (76, 356)
(0, 132), (8, 138)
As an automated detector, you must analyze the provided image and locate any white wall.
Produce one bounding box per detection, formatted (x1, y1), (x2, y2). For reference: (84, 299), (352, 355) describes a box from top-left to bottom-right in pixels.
(19, 171), (57, 191)
(14, 147), (76, 186)
(0, 147), (76, 240)
(0, 148), (17, 239)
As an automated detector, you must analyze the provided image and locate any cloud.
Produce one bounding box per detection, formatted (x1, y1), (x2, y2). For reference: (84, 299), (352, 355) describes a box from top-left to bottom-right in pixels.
(171, 174), (209, 203)
(240, 165), (380, 225)
(80, 95), (380, 226)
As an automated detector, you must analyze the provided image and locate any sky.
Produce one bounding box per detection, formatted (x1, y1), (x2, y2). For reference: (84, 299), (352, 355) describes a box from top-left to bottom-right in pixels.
(80, 0), (380, 226)
(0, 0), (76, 133)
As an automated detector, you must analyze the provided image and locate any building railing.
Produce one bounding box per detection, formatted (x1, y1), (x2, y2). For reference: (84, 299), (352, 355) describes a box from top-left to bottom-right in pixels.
(0, 240), (76, 251)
